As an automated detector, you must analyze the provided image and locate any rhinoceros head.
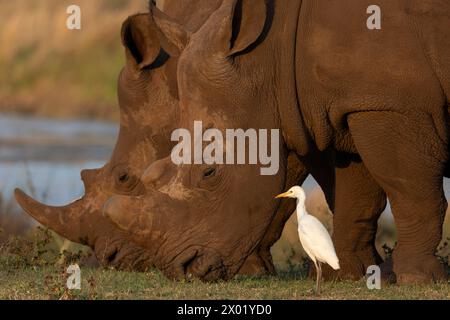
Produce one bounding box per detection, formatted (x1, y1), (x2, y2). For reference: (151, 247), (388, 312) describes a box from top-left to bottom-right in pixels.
(14, 12), (183, 270)
(103, 0), (293, 281)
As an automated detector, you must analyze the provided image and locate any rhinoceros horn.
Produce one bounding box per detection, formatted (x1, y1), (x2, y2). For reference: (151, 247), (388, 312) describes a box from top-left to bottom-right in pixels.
(14, 168), (101, 244)
(15, 188), (86, 243)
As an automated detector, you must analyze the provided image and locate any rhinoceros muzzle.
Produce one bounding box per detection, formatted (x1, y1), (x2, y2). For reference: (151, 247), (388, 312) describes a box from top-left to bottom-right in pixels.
(159, 245), (228, 282)
(102, 194), (230, 281)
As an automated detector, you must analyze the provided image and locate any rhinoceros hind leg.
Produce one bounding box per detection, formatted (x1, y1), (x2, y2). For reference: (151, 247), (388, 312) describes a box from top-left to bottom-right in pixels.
(322, 153), (386, 281)
(349, 111), (448, 284)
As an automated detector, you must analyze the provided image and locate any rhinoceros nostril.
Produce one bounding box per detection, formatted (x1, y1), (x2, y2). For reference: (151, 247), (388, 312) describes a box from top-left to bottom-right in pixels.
(203, 167), (216, 179)
(107, 249), (119, 264)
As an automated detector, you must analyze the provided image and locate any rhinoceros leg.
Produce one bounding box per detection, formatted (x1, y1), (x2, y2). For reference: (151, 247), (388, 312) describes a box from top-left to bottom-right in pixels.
(348, 111), (448, 284)
(321, 152), (387, 281)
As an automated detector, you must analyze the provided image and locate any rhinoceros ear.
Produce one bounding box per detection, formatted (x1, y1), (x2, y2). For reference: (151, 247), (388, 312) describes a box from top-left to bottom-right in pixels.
(213, 0), (267, 56)
(151, 4), (191, 57)
(121, 13), (161, 70)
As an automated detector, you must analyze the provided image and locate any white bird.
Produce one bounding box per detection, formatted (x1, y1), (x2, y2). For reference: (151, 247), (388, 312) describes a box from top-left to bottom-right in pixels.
(276, 186), (339, 295)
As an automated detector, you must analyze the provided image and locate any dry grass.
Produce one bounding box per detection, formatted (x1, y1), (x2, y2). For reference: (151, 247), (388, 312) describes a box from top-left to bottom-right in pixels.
(0, 265), (449, 300)
(0, 0), (149, 120)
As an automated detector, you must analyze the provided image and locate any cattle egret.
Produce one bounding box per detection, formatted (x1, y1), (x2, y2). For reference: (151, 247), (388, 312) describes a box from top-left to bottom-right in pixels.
(276, 186), (339, 294)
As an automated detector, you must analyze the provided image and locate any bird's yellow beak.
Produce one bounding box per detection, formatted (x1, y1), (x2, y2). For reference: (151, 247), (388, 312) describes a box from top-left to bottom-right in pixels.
(275, 191), (290, 199)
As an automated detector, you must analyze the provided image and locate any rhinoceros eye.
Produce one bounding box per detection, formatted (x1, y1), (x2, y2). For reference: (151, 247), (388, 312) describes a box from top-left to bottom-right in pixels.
(203, 168), (216, 179)
(118, 172), (129, 183)
(110, 166), (143, 195)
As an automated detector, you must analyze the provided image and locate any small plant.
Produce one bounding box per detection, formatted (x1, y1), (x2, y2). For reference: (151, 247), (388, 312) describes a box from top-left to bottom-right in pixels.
(0, 225), (93, 270)
(0, 227), (55, 268)
(43, 268), (67, 300)
(87, 276), (98, 300)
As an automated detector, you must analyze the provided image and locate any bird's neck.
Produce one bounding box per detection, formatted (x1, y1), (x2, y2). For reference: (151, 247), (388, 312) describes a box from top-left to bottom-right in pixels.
(296, 199), (307, 220)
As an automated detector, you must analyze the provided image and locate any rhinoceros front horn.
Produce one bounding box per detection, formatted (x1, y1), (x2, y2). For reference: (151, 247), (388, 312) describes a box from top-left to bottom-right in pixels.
(14, 188), (84, 243)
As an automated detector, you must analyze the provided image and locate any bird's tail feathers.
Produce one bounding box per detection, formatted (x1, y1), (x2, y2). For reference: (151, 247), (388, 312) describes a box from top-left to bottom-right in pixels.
(329, 258), (340, 270)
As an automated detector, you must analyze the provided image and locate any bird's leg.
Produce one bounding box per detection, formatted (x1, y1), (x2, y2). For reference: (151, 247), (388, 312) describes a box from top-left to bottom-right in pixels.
(317, 262), (322, 295)
(313, 261), (321, 295)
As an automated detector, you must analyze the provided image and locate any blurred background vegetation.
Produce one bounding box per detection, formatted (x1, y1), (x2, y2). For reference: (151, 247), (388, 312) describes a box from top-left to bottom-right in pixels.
(0, 0), (149, 120)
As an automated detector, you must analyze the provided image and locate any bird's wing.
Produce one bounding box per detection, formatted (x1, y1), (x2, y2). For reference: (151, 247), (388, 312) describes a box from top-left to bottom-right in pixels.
(298, 215), (340, 269)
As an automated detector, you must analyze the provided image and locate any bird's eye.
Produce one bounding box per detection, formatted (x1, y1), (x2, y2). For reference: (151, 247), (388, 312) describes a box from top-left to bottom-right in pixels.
(203, 168), (216, 179)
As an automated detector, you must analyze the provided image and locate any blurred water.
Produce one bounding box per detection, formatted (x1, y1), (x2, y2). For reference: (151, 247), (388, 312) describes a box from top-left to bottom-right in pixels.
(0, 114), (118, 205)
(0, 115), (116, 162)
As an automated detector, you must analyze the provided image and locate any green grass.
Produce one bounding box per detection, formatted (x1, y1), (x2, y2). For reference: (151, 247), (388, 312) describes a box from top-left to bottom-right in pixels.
(0, 264), (449, 300)
(0, 224), (449, 300)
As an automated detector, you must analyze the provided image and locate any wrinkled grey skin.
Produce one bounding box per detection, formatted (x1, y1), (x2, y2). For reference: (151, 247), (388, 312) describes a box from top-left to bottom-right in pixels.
(106, 0), (450, 284)
(15, 0), (329, 276)
(102, 0), (319, 281)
